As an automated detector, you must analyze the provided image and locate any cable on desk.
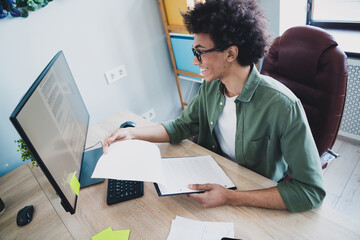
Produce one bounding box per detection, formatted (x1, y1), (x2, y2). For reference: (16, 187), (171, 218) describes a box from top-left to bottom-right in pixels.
(84, 141), (103, 151)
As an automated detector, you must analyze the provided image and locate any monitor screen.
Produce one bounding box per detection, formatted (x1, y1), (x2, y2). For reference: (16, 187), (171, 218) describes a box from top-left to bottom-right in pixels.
(10, 51), (103, 214)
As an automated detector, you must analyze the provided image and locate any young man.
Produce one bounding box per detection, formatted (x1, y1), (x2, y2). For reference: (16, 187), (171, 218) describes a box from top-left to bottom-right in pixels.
(103, 0), (325, 212)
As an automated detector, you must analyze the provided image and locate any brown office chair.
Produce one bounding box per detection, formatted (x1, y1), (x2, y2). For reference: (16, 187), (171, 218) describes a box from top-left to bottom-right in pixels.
(260, 25), (348, 168)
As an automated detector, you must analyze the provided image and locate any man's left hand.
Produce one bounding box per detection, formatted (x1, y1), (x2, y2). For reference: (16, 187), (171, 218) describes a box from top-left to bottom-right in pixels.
(188, 183), (230, 207)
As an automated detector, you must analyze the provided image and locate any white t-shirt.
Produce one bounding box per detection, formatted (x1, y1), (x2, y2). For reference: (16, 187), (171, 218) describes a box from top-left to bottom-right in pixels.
(214, 94), (238, 161)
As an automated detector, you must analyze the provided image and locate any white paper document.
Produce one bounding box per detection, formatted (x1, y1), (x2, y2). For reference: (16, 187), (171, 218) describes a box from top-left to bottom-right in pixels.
(91, 140), (166, 184)
(167, 216), (234, 240)
(91, 140), (235, 195)
(155, 155), (236, 196)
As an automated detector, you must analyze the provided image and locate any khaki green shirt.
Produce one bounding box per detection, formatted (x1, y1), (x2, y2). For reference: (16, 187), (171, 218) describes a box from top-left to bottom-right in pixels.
(162, 66), (325, 212)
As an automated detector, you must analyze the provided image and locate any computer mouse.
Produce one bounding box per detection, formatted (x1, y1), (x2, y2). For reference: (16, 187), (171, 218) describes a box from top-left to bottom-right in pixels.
(120, 121), (136, 128)
(16, 205), (34, 226)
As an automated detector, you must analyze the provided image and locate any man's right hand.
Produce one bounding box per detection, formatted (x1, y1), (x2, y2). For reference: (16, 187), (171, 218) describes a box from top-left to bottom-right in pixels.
(103, 128), (133, 154)
(103, 124), (170, 154)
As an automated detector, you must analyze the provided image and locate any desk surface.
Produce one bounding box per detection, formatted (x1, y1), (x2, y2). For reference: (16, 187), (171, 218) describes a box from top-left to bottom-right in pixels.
(1, 110), (360, 240)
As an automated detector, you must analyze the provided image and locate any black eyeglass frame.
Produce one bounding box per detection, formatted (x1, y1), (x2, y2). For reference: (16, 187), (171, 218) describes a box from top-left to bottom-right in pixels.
(191, 47), (225, 62)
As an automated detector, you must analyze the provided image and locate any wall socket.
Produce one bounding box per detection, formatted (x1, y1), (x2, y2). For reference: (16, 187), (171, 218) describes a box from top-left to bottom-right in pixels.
(105, 64), (127, 84)
(142, 108), (156, 121)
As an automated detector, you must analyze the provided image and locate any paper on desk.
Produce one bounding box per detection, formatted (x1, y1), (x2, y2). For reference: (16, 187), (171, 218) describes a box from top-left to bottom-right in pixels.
(91, 140), (166, 184)
(167, 216), (234, 240)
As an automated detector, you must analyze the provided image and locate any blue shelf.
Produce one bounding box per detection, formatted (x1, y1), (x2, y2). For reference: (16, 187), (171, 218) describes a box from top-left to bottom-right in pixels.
(170, 33), (201, 74)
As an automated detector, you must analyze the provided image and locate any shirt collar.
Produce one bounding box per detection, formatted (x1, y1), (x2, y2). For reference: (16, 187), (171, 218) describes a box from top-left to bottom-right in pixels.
(218, 65), (261, 102)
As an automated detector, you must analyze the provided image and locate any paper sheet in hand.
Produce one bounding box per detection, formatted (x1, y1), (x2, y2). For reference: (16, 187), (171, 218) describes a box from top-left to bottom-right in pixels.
(91, 140), (166, 184)
(154, 155), (236, 196)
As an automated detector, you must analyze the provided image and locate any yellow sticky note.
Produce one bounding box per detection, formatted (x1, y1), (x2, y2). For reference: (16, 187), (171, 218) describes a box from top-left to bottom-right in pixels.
(69, 171), (80, 196)
(113, 229), (130, 240)
(92, 227), (113, 240)
(92, 227), (130, 240)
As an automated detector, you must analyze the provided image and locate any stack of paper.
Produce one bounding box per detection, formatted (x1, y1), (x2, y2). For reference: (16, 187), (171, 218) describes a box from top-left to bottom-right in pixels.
(167, 216), (234, 240)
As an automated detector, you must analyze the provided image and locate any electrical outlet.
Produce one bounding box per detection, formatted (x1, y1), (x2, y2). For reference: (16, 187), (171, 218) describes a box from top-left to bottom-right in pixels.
(105, 64), (127, 84)
(142, 108), (156, 121)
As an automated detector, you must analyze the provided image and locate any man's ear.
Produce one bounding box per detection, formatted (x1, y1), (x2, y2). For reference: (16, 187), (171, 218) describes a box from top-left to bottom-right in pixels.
(226, 45), (238, 62)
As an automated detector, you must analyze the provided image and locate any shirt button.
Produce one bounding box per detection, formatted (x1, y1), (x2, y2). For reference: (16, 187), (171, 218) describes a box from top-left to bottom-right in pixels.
(210, 122), (213, 125)
(220, 102), (223, 106)
(212, 145), (215, 149)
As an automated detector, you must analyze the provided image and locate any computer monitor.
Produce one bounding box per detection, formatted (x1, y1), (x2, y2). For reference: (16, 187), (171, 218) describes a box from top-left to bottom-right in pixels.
(10, 51), (104, 214)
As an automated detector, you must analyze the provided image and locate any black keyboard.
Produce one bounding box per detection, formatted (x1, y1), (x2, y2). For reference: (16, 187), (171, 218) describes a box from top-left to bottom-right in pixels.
(106, 179), (144, 205)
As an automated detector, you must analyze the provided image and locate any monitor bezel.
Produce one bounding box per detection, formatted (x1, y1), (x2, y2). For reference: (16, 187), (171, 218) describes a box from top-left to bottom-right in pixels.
(9, 51), (90, 214)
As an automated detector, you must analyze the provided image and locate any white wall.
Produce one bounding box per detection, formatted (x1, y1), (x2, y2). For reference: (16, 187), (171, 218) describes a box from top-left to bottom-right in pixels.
(258, 0), (307, 40)
(258, 0), (280, 39)
(279, 0), (307, 35)
(0, 0), (182, 176)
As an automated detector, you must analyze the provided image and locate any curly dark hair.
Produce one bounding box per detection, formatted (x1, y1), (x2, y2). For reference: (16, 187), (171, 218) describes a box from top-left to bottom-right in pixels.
(182, 0), (270, 66)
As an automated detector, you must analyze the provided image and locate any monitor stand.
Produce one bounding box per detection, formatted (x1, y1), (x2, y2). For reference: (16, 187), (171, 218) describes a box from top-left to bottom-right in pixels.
(79, 147), (104, 188)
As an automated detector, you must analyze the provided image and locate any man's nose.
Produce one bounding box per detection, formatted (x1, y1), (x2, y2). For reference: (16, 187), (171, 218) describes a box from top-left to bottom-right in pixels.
(193, 55), (200, 65)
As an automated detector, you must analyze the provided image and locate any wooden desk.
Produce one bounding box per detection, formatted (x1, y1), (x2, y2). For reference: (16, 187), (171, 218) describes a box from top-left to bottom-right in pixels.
(1, 110), (360, 240)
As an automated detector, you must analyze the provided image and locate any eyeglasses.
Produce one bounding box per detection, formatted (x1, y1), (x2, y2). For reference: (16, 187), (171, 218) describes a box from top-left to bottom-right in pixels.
(192, 47), (224, 62)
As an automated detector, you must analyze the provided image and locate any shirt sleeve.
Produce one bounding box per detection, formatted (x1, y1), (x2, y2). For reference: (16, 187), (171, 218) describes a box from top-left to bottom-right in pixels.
(162, 84), (203, 144)
(277, 100), (326, 212)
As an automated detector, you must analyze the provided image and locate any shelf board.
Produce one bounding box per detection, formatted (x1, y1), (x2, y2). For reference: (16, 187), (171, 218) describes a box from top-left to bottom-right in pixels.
(178, 75), (203, 83)
(176, 70), (202, 79)
(167, 25), (188, 33)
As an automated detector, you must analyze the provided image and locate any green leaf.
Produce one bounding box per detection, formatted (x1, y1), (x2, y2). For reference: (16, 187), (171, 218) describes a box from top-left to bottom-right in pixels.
(26, 0), (38, 11)
(17, 0), (28, 6)
(27, 5), (37, 11)
(39, 2), (47, 8)
(19, 8), (29, 17)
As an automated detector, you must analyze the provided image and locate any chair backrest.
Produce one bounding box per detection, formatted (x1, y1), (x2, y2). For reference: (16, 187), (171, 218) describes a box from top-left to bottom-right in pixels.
(261, 25), (348, 156)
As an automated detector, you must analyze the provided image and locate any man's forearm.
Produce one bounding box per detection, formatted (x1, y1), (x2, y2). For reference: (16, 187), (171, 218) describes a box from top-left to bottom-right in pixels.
(227, 186), (287, 210)
(130, 124), (170, 143)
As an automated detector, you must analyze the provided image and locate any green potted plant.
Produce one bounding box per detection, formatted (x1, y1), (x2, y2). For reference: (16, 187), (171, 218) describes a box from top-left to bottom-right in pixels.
(0, 0), (54, 19)
(15, 139), (38, 169)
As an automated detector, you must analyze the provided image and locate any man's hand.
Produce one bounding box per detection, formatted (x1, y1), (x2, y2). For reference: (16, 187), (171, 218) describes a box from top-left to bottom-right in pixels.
(188, 184), (231, 207)
(103, 128), (133, 154)
(103, 125), (171, 154)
